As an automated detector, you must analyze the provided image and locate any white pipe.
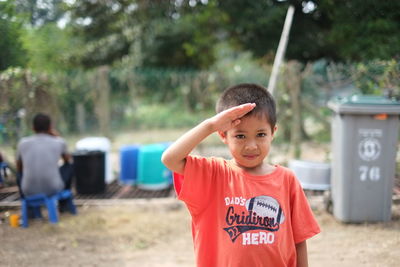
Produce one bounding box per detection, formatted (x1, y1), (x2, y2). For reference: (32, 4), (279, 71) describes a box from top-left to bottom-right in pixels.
(267, 5), (295, 95)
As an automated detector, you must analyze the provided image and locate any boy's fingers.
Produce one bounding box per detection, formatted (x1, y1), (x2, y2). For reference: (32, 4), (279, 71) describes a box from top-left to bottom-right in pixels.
(240, 103), (256, 108)
(232, 119), (241, 127)
(216, 103), (256, 129)
(230, 103), (256, 117)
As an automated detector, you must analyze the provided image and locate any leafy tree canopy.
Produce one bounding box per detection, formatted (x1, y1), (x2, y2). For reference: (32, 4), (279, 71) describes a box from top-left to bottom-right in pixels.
(2, 0), (399, 71)
(14, 0), (66, 26)
(320, 0), (400, 61)
(0, 0), (27, 70)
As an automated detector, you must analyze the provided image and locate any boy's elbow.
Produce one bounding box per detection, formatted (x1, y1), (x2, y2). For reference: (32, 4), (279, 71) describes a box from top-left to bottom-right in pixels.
(161, 152), (169, 166)
(161, 151), (184, 174)
(161, 151), (173, 169)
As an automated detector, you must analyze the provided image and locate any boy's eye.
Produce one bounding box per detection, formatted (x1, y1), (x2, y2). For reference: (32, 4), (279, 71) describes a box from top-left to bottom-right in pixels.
(257, 133), (267, 137)
(235, 134), (246, 139)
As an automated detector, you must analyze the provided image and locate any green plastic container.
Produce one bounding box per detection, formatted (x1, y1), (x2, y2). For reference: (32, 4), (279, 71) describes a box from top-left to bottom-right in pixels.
(137, 143), (172, 190)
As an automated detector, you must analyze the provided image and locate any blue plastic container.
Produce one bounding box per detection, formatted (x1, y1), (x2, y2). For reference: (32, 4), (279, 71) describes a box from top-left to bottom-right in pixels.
(137, 143), (172, 190)
(119, 145), (140, 185)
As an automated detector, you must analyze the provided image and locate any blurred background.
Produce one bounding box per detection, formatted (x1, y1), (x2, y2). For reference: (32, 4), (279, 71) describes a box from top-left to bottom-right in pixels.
(0, 0), (399, 156)
(1, 2), (400, 265)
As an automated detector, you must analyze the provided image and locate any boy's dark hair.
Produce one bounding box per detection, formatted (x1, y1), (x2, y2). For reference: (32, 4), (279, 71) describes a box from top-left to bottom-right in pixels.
(216, 83), (276, 130)
(33, 113), (51, 133)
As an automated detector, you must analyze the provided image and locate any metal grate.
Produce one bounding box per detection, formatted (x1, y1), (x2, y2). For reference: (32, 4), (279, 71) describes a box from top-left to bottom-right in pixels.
(0, 192), (18, 202)
(73, 181), (173, 199)
(2, 175), (399, 206)
(0, 181), (174, 207)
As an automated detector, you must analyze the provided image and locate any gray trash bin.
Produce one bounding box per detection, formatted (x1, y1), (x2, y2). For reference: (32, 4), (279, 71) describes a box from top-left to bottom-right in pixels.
(328, 95), (400, 222)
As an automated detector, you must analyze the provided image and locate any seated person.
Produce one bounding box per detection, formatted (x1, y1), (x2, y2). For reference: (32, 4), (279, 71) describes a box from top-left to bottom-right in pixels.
(16, 113), (72, 198)
(0, 152), (5, 186)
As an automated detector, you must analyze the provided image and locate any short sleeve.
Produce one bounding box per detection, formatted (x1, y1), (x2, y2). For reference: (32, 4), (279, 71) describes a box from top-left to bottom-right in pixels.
(289, 174), (321, 244)
(179, 155), (220, 216)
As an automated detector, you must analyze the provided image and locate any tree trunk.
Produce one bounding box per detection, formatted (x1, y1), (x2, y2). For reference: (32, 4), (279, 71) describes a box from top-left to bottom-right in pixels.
(75, 102), (86, 134)
(286, 61), (302, 158)
(92, 66), (111, 138)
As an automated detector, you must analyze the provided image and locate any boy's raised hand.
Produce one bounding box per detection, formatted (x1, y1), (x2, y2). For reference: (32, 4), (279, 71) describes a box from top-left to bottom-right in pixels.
(209, 103), (256, 132)
(162, 103), (255, 174)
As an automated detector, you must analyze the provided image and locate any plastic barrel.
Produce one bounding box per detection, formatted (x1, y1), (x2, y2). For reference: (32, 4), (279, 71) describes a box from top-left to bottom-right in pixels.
(137, 143), (172, 190)
(119, 145), (140, 185)
(73, 150), (105, 194)
(75, 137), (113, 184)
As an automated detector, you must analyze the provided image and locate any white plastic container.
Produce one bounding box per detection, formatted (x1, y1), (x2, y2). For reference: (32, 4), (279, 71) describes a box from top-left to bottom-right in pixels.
(75, 137), (114, 184)
(288, 160), (331, 190)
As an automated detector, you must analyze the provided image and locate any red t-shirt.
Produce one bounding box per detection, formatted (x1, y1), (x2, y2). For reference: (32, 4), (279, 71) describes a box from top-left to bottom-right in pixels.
(176, 155), (320, 267)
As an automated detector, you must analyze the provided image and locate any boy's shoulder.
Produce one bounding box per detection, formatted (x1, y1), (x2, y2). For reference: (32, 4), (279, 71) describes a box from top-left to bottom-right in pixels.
(271, 165), (298, 182)
(187, 156), (297, 181)
(188, 154), (226, 160)
(277, 165), (296, 176)
(186, 154), (232, 172)
(187, 154), (229, 166)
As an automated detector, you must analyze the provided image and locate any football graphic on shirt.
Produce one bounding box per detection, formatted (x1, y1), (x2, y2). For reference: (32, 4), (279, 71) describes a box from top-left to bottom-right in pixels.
(245, 195), (285, 224)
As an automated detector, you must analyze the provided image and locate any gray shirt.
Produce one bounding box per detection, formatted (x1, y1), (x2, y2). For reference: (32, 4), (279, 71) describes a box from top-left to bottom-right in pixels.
(17, 133), (68, 196)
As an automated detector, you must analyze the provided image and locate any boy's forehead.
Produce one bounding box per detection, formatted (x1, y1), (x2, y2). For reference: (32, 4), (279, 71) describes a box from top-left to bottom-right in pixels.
(235, 115), (272, 129)
(243, 112), (271, 124)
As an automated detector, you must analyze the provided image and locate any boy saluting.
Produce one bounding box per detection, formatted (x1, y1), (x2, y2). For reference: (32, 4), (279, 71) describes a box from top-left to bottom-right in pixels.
(162, 83), (320, 267)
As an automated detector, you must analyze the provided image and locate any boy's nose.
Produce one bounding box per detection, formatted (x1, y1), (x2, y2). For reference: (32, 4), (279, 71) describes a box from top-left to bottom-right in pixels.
(244, 139), (258, 150)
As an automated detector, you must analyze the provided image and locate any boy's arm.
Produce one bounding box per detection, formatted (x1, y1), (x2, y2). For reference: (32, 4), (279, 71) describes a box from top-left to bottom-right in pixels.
(296, 240), (308, 267)
(161, 103), (255, 174)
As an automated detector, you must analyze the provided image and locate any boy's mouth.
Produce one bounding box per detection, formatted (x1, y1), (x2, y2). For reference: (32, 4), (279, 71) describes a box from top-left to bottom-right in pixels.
(243, 154), (258, 160)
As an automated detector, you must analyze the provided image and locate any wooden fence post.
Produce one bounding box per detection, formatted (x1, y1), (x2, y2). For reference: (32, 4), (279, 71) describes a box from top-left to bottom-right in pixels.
(286, 61), (302, 158)
(92, 66), (111, 138)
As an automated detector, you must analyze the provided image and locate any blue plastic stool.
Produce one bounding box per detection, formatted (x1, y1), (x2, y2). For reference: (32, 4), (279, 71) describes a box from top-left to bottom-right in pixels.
(21, 189), (77, 228)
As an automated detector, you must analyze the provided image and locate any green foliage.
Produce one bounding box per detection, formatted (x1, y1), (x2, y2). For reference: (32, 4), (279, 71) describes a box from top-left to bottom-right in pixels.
(0, 68), (60, 146)
(0, 0), (27, 70)
(21, 23), (76, 72)
(14, 0), (65, 26)
(1, 0), (400, 147)
(3, 0), (400, 72)
(352, 60), (400, 95)
(321, 0), (400, 61)
(65, 0), (135, 68)
(218, 0), (288, 58)
(0, 19), (27, 70)
(143, 0), (226, 69)
(65, 0), (226, 69)
(211, 43), (269, 86)
(1, 59), (399, 148)
(129, 103), (212, 129)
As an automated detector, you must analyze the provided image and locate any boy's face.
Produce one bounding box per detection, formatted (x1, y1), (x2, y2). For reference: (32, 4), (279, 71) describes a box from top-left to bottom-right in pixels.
(219, 114), (277, 174)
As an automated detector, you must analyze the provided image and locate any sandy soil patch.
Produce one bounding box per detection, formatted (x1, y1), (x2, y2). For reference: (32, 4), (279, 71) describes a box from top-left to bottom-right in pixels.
(1, 197), (399, 267)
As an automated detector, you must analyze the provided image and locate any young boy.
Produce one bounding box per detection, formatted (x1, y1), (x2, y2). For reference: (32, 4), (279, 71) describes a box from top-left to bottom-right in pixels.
(162, 83), (320, 267)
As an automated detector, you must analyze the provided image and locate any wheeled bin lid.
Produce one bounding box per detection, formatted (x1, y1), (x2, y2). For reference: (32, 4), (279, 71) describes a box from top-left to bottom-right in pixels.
(328, 95), (400, 115)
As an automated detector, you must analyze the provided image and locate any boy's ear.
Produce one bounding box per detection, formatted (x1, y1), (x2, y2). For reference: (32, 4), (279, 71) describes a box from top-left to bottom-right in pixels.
(218, 131), (228, 144)
(271, 126), (278, 139)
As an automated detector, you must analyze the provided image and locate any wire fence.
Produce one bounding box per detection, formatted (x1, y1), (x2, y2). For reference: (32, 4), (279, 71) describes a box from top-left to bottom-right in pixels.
(0, 60), (399, 148)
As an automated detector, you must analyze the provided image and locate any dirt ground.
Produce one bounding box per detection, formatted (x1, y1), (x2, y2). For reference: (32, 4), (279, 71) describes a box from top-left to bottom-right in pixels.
(1, 133), (399, 267)
(1, 197), (399, 267)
